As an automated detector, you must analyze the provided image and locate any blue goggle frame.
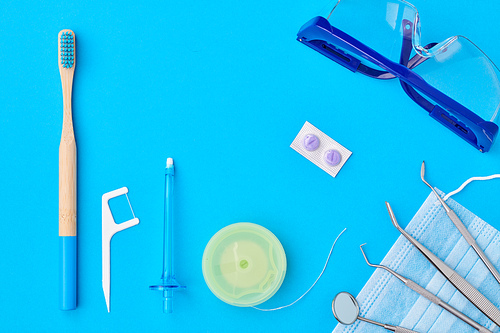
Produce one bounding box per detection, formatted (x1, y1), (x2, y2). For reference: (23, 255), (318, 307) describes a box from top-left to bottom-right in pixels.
(297, 16), (498, 152)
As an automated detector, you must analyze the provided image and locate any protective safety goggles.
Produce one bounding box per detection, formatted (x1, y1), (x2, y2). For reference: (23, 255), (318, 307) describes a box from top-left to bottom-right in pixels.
(297, 0), (500, 152)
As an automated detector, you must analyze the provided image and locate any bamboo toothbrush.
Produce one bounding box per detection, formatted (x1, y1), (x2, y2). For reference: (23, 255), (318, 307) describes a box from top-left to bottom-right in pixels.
(58, 29), (77, 311)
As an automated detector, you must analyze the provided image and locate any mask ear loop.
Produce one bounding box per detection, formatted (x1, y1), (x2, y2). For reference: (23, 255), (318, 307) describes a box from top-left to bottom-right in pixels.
(444, 174), (500, 201)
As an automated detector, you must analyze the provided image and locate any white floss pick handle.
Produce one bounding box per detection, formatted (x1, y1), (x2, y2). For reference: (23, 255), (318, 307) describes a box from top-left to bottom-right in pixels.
(102, 187), (140, 313)
(291, 121), (352, 178)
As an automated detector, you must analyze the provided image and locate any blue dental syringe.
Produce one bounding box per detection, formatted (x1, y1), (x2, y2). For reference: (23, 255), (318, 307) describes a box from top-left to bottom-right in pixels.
(150, 157), (185, 313)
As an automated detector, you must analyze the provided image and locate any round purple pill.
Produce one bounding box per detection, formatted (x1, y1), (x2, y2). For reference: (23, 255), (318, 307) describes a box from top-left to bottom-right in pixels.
(303, 134), (320, 151)
(324, 149), (341, 166)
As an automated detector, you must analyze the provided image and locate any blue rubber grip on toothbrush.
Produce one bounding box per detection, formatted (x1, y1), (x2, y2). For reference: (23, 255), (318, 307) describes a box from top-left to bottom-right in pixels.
(59, 236), (77, 310)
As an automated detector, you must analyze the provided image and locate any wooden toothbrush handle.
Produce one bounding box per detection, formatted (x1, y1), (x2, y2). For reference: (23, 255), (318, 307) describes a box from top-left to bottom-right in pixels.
(59, 130), (77, 236)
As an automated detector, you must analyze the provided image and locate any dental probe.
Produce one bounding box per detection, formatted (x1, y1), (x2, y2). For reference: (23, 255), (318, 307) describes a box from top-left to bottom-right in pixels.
(421, 161), (500, 285)
(360, 244), (492, 333)
(386, 202), (500, 326)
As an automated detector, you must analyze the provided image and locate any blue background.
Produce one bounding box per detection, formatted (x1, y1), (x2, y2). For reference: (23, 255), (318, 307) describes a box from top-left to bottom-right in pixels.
(1, 0), (500, 332)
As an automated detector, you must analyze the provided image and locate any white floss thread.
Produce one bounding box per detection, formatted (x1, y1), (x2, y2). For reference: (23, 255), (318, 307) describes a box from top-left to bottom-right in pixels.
(252, 227), (347, 311)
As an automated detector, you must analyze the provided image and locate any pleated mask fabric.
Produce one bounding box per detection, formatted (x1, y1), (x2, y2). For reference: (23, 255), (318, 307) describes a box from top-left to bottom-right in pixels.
(333, 190), (500, 333)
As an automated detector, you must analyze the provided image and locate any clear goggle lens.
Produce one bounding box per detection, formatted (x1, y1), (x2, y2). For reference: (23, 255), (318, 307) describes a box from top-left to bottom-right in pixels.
(323, 0), (500, 123)
(414, 37), (500, 123)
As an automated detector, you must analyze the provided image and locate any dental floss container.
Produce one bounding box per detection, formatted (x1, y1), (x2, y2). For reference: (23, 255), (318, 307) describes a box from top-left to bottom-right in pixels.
(202, 222), (287, 307)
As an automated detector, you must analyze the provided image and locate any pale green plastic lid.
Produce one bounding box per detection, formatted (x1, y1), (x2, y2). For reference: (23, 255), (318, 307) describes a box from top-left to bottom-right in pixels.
(202, 222), (287, 307)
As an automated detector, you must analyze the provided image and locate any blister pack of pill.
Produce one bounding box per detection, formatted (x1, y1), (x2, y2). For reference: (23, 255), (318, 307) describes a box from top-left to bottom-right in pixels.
(290, 121), (352, 178)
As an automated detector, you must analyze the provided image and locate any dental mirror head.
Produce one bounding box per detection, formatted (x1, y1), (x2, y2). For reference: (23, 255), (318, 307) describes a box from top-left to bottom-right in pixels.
(331, 291), (420, 332)
(332, 292), (359, 325)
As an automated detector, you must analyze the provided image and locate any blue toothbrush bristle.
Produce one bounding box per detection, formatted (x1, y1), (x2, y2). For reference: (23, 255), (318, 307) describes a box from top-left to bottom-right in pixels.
(60, 31), (75, 69)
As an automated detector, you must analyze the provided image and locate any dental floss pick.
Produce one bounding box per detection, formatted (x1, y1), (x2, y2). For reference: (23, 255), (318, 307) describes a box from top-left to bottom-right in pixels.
(102, 187), (140, 312)
(252, 228), (347, 311)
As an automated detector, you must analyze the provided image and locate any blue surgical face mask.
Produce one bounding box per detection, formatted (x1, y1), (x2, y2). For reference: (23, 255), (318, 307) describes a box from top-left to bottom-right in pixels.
(333, 190), (500, 333)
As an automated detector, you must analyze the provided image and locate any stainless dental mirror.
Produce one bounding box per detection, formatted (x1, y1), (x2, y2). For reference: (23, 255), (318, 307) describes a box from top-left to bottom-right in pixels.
(332, 292), (419, 333)
(332, 292), (358, 325)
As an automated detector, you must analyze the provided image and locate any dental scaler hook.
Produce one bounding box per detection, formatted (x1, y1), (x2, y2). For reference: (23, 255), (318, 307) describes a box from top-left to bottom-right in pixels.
(386, 201), (500, 326)
(359, 243), (492, 333)
(421, 161), (500, 285)
(360, 244), (407, 282)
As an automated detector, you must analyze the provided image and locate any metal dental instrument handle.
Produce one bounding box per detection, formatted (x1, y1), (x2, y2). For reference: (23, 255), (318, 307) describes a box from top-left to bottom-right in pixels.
(332, 292), (420, 333)
(421, 161), (500, 285)
(360, 244), (493, 333)
(358, 317), (419, 333)
(386, 202), (500, 326)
